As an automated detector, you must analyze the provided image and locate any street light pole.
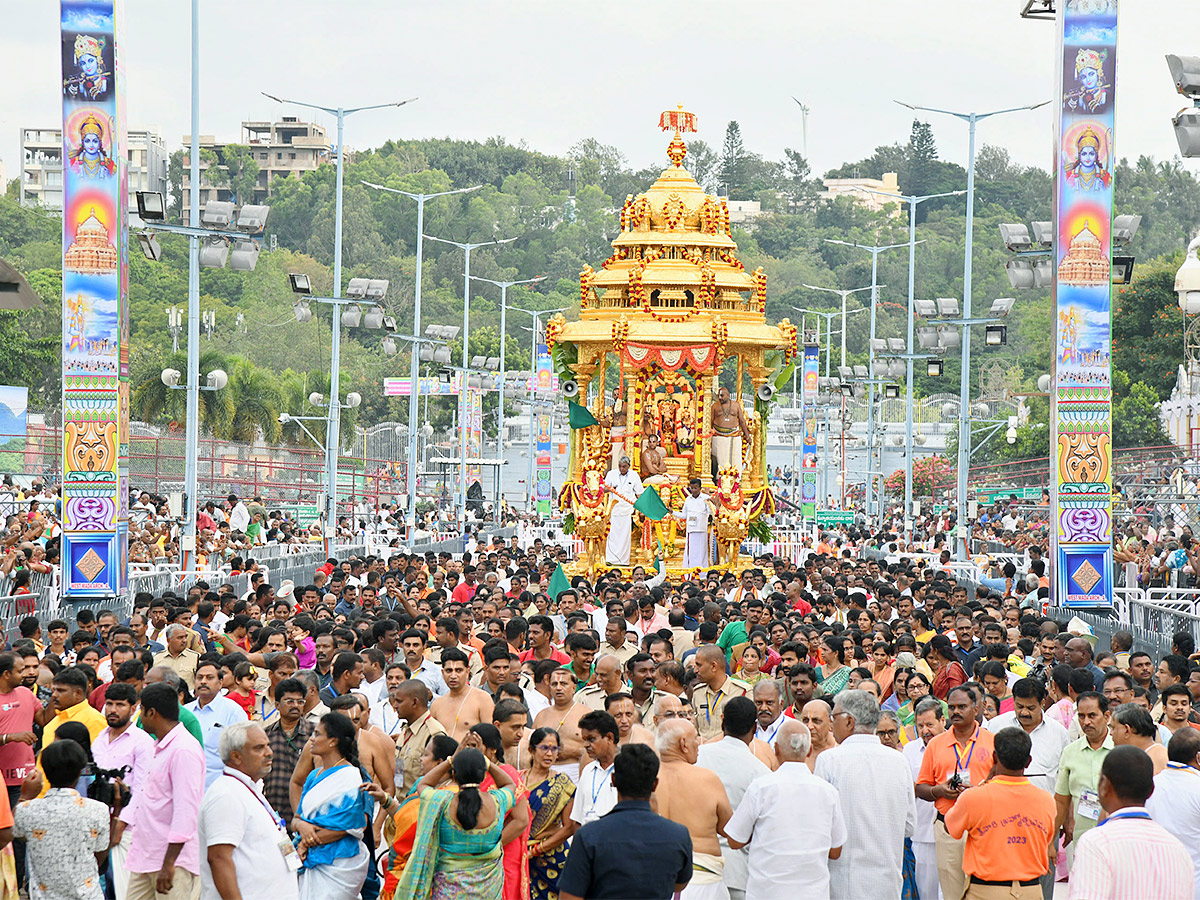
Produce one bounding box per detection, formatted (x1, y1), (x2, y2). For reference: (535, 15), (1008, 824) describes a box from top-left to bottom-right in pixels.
(509, 305), (569, 511)
(180, 0), (201, 571)
(424, 234), (519, 523)
(800, 284), (874, 369)
(263, 93), (415, 549)
(897, 100), (1048, 560)
(859, 186), (966, 542)
(824, 239), (911, 527)
(361, 182), (481, 532)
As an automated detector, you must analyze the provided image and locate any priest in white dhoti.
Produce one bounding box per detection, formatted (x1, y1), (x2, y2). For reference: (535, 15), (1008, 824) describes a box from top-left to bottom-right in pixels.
(604, 456), (643, 565)
(676, 477), (713, 569)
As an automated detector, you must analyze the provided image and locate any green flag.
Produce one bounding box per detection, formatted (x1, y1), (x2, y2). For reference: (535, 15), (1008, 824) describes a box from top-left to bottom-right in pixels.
(633, 486), (670, 521)
(548, 563), (572, 602)
(567, 401), (598, 429)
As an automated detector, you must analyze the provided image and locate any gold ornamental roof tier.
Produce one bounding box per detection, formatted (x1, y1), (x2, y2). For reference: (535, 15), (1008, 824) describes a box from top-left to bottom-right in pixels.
(559, 109), (787, 354)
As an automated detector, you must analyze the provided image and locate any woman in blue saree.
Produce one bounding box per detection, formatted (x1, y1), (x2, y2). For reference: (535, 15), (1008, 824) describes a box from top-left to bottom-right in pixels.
(292, 713), (375, 900)
(396, 747), (518, 900)
(522, 728), (577, 900)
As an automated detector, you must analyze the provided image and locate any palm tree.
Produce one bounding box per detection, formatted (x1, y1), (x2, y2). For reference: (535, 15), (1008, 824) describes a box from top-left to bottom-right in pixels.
(130, 349), (234, 433)
(222, 358), (283, 444)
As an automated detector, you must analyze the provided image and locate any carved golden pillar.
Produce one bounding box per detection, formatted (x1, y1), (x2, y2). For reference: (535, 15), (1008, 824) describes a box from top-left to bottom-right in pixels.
(745, 360), (769, 494)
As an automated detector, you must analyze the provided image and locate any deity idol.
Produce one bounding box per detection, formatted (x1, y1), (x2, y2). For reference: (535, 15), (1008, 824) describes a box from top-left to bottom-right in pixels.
(1064, 48), (1109, 113)
(64, 34), (109, 100)
(69, 114), (116, 180)
(1064, 127), (1110, 193)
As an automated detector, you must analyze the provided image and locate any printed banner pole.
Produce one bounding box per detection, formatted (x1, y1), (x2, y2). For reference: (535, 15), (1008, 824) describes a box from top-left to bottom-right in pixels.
(801, 342), (820, 521)
(60, 0), (129, 599)
(1051, 0), (1117, 608)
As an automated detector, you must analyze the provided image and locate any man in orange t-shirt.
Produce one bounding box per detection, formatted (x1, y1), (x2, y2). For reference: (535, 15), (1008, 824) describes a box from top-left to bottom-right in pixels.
(916, 685), (995, 900)
(945, 724), (1055, 900)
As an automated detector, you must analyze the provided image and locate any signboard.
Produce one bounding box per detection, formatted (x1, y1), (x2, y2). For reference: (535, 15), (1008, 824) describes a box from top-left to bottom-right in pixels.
(535, 341), (554, 394)
(467, 388), (482, 484)
(800, 343), (819, 520)
(815, 509), (853, 526)
(1051, 1), (1117, 608)
(536, 412), (552, 515)
(60, 0), (129, 597)
(382, 376), (460, 397)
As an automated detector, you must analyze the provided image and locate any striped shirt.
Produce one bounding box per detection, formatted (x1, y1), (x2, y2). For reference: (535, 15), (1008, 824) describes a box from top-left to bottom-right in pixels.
(1068, 807), (1193, 900)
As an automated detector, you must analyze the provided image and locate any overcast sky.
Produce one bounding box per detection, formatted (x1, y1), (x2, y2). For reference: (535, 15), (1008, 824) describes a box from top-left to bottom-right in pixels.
(2, 1), (1195, 188)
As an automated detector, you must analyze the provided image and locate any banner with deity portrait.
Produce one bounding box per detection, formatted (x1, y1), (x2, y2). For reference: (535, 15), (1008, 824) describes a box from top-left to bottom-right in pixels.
(801, 343), (819, 520)
(1051, 0), (1117, 607)
(60, 0), (129, 598)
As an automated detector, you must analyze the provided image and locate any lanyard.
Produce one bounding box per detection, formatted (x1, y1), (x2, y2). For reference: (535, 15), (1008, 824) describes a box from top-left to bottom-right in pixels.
(1167, 762), (1200, 773)
(952, 726), (979, 771)
(224, 773), (286, 829)
(705, 689), (725, 725)
(761, 717), (783, 744)
(259, 697), (277, 724)
(379, 705), (402, 736)
(591, 765), (614, 805)
(1098, 809), (1150, 826)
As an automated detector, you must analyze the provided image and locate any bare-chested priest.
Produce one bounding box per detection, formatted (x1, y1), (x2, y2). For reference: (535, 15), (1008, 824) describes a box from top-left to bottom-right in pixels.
(710, 387), (751, 472)
(641, 433), (676, 486)
(532, 666), (589, 784)
(429, 646), (493, 743)
(653, 718), (734, 900)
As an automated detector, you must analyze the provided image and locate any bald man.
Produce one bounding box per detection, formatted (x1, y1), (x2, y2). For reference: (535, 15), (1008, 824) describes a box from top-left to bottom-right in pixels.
(654, 718), (734, 900)
(654, 692), (685, 730)
(800, 699), (838, 772)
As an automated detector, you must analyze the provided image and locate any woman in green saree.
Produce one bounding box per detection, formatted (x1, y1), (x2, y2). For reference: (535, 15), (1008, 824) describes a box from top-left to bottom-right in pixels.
(395, 747), (518, 900)
(522, 728), (577, 900)
(815, 634), (851, 696)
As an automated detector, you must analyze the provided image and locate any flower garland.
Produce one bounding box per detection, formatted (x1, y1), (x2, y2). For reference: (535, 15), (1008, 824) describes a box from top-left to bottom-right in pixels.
(601, 246), (626, 270)
(545, 313), (566, 351)
(711, 320), (729, 360)
(663, 192), (686, 230)
(580, 265), (594, 308)
(698, 261), (716, 309)
(752, 267), (768, 313)
(778, 318), (798, 362)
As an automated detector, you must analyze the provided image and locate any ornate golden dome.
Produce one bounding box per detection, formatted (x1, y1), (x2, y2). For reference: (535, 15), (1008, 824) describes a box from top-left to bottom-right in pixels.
(1059, 220), (1110, 287)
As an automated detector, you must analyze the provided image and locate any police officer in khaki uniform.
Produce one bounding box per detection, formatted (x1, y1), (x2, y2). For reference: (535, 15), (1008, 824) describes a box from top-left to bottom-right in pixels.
(575, 655), (626, 712)
(690, 645), (751, 742)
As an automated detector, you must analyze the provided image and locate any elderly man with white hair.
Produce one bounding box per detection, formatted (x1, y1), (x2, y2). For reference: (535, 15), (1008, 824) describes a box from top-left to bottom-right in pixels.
(604, 455), (643, 565)
(815, 689), (916, 900)
(653, 718), (734, 900)
(726, 718), (847, 900)
(198, 720), (300, 900)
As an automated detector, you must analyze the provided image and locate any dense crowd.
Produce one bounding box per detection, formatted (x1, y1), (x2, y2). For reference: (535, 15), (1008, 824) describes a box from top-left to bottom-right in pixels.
(0, 481), (1198, 899)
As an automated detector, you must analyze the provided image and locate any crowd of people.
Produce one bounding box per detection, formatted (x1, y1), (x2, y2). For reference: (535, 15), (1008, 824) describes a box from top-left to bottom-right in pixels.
(0, 478), (1199, 899)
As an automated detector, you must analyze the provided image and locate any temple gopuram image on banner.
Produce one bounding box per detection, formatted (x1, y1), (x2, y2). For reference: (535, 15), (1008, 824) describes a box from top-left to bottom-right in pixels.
(551, 106), (796, 578)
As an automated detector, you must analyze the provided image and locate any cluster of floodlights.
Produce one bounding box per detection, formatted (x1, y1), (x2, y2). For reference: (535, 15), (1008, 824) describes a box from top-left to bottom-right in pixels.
(289, 274), (405, 356)
(1167, 55), (1200, 157)
(999, 217), (1140, 288)
(134, 192), (270, 271)
(438, 356), (501, 388)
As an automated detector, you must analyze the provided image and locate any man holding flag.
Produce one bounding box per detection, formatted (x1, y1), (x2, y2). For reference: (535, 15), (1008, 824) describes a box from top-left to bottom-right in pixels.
(604, 455), (643, 566)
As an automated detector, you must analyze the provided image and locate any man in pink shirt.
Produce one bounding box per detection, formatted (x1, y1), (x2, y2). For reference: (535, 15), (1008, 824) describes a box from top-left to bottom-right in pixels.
(124, 682), (205, 900)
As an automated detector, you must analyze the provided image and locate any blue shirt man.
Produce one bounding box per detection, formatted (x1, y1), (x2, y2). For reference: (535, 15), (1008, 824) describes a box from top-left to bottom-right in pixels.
(185, 660), (248, 788)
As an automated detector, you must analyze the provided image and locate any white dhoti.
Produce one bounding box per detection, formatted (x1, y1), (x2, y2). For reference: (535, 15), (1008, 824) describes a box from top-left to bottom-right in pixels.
(610, 426), (627, 471)
(711, 431), (742, 470)
(913, 840), (940, 900)
(683, 530), (709, 568)
(551, 761), (581, 785)
(606, 507), (633, 565)
(680, 852), (730, 900)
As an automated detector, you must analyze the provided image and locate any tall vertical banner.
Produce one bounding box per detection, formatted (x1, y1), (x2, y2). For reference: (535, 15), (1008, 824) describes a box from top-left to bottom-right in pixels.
(801, 343), (819, 520)
(60, 1), (129, 599)
(467, 388), (482, 484)
(535, 341), (553, 515)
(1051, 1), (1117, 607)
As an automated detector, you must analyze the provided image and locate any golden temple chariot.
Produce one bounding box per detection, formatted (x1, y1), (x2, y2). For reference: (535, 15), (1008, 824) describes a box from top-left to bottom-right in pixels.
(550, 106), (796, 577)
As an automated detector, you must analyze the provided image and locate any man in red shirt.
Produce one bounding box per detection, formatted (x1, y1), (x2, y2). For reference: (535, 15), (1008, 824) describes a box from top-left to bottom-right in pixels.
(518, 616), (570, 666)
(451, 565), (478, 606)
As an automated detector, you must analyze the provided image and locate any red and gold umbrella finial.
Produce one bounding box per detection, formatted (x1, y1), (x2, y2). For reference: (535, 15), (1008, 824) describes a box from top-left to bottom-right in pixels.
(659, 103), (697, 167)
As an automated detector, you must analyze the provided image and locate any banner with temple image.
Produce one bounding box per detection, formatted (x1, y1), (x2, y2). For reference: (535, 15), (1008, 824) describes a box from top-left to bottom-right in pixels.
(801, 343), (819, 520)
(1051, 0), (1117, 608)
(60, 0), (129, 598)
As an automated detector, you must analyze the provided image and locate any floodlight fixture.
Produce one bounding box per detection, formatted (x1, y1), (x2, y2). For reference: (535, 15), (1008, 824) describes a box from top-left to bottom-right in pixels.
(838, 365), (854, 381)
(308, 392), (324, 406)
(136, 233), (162, 262)
(345, 278), (370, 299)
(999, 223), (1033, 252)
(828, 376), (841, 391)
(382, 315), (397, 332)
(381, 336), (397, 357)
(841, 383), (856, 396)
(884, 384), (901, 399)
(985, 324), (1008, 346)
(886, 359), (906, 378)
(198, 236), (229, 269)
(914, 299), (937, 317)
(288, 273), (312, 294)
(228, 239), (260, 272)
(1030, 222), (1054, 249)
(471, 355), (487, 369)
(852, 365), (869, 379)
(200, 201), (235, 228)
(422, 423), (435, 438)
(344, 392), (362, 409)
(1038, 374), (1052, 392)
(205, 369), (228, 390)
(361, 307), (385, 329)
(293, 301), (312, 323)
(1111, 215), (1142, 247)
(365, 279), (389, 301)
(1178, 237), (1200, 313)
(869, 339), (888, 353)
(989, 297), (1015, 317)
(135, 191), (167, 222)
(1111, 256), (1135, 285)
(927, 359), (944, 377)
(887, 338), (907, 353)
(434, 347), (451, 364)
(1166, 54), (1200, 100)
(1033, 257), (1054, 288)
(341, 304), (363, 328)
(419, 345), (435, 361)
(485, 357), (500, 370)
(937, 326), (961, 350)
(160, 368), (181, 388)
(1172, 109), (1200, 158)
(936, 297), (960, 316)
(917, 325), (940, 349)
(235, 205), (270, 232)
(1005, 258), (1036, 290)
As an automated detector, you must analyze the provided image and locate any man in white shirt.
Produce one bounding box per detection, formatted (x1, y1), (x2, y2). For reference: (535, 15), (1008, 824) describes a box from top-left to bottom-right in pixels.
(753, 680), (785, 749)
(984, 677), (1070, 795)
(1147, 728), (1200, 900)
(726, 718), (847, 900)
(199, 721), (299, 900)
(676, 478), (713, 569)
(696, 697), (770, 900)
(228, 494), (250, 532)
(571, 710), (619, 826)
(603, 457), (643, 566)
(903, 698), (944, 900)
(815, 690), (916, 900)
